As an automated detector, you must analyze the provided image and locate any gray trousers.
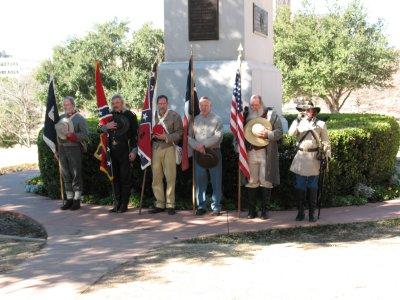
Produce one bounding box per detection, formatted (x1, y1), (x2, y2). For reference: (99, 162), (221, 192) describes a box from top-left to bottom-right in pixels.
(59, 145), (83, 199)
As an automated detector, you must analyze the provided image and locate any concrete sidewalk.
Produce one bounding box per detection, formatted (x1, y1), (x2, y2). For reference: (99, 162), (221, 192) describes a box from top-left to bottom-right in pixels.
(0, 170), (399, 299)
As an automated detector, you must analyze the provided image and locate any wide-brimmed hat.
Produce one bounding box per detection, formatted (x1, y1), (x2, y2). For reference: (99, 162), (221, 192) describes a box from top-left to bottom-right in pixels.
(55, 117), (74, 140)
(295, 100), (321, 113)
(244, 117), (272, 147)
(195, 148), (219, 169)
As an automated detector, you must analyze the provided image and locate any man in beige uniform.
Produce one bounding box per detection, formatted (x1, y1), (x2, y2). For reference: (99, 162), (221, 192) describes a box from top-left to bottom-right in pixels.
(288, 101), (331, 222)
(149, 95), (183, 215)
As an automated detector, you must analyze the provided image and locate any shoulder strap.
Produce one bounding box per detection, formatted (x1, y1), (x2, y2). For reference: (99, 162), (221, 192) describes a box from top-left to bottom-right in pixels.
(297, 130), (312, 147)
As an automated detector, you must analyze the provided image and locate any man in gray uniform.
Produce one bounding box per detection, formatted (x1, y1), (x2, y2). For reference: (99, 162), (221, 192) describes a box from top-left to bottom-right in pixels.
(244, 95), (283, 219)
(57, 96), (88, 211)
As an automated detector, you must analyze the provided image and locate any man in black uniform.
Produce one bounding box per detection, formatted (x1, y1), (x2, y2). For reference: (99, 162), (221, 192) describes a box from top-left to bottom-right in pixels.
(101, 94), (138, 213)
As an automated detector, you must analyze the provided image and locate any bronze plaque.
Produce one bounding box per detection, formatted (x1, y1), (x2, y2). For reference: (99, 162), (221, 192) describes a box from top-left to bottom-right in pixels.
(253, 3), (268, 37)
(188, 0), (219, 41)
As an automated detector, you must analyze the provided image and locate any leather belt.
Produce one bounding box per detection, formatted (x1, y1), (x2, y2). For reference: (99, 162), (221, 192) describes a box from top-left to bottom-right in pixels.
(298, 147), (318, 152)
(249, 145), (267, 151)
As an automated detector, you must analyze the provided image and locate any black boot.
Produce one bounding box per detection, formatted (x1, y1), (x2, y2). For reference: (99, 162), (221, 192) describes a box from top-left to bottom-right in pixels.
(60, 199), (73, 210)
(308, 188), (318, 222)
(260, 187), (271, 220)
(70, 200), (81, 211)
(295, 189), (305, 221)
(247, 188), (258, 219)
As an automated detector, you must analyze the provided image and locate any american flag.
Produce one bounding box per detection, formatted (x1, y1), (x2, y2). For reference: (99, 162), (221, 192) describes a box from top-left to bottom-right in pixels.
(230, 70), (250, 179)
(182, 55), (199, 171)
(94, 61), (114, 181)
(138, 63), (157, 170)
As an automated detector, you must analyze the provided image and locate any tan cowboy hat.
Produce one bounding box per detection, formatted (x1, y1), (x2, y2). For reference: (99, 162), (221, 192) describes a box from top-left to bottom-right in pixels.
(296, 100), (321, 113)
(244, 117), (272, 147)
(55, 117), (74, 140)
(195, 148), (219, 169)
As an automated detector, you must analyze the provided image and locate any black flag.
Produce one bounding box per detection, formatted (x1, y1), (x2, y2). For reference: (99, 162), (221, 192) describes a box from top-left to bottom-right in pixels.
(43, 79), (60, 154)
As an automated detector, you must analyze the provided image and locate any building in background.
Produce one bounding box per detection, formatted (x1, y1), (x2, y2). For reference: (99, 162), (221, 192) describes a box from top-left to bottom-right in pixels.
(0, 50), (20, 77)
(273, 0), (291, 16)
(0, 50), (38, 78)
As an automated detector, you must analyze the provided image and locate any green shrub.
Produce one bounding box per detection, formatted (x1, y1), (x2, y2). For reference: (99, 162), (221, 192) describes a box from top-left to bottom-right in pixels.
(37, 113), (400, 210)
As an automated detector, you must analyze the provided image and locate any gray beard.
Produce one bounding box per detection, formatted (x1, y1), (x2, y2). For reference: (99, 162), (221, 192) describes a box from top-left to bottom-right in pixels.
(247, 108), (264, 121)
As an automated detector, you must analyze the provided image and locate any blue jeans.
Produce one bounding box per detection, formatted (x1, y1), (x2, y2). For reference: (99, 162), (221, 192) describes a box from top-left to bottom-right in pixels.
(295, 174), (319, 191)
(195, 150), (222, 212)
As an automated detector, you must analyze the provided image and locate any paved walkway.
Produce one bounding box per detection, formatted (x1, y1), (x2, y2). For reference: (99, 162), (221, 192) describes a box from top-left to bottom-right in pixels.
(0, 170), (399, 299)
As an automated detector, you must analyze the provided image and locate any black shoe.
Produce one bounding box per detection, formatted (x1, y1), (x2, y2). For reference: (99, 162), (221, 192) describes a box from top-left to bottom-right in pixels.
(211, 211), (221, 216)
(247, 211), (258, 219)
(149, 207), (165, 214)
(60, 199), (73, 210)
(195, 208), (207, 216)
(295, 211), (305, 221)
(117, 203), (128, 213)
(167, 208), (176, 215)
(260, 211), (269, 220)
(70, 200), (81, 211)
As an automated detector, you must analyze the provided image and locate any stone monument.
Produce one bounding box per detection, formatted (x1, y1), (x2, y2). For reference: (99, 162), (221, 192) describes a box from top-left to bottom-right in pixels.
(156, 0), (283, 124)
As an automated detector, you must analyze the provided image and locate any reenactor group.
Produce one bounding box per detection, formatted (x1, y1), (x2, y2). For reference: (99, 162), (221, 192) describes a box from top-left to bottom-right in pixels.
(55, 94), (330, 222)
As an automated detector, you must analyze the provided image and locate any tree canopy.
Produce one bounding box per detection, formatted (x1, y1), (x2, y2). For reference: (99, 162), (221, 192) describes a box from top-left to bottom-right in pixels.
(274, 0), (399, 112)
(36, 20), (164, 113)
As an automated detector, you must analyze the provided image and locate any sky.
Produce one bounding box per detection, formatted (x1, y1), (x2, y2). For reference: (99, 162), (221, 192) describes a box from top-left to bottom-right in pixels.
(0, 0), (399, 64)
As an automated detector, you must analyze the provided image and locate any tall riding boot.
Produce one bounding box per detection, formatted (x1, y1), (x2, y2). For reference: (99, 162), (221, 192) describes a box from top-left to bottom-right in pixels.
(308, 188), (318, 222)
(260, 187), (271, 220)
(60, 199), (73, 210)
(117, 186), (130, 213)
(295, 189), (305, 221)
(247, 188), (258, 219)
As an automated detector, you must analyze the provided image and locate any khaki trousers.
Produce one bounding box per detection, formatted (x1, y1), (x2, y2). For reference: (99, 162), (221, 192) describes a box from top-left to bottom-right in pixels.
(152, 146), (176, 209)
(246, 149), (273, 188)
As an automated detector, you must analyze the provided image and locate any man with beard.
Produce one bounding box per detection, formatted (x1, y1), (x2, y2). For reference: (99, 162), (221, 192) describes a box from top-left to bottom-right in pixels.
(288, 101), (331, 222)
(101, 94), (138, 213)
(243, 95), (283, 219)
(57, 96), (88, 211)
(149, 95), (183, 215)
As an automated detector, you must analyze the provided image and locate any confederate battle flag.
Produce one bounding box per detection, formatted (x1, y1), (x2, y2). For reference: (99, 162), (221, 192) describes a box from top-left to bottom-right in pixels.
(138, 63), (157, 170)
(94, 61), (114, 180)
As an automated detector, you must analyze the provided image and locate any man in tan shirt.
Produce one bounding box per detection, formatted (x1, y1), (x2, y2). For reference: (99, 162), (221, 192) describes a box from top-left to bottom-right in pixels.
(149, 95), (183, 215)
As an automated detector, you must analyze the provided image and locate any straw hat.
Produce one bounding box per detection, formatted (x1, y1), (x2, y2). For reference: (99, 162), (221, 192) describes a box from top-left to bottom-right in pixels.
(244, 117), (272, 147)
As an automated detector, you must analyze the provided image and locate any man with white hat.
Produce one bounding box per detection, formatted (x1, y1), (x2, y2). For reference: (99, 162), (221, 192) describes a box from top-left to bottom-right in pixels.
(56, 96), (88, 211)
(243, 95), (283, 219)
(288, 100), (331, 222)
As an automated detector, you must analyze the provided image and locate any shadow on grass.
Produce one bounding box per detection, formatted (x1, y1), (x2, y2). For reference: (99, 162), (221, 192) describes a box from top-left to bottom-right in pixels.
(186, 218), (400, 246)
(84, 243), (259, 292)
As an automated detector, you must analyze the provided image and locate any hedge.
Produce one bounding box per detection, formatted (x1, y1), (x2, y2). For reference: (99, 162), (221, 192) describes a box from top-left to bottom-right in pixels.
(37, 113), (400, 210)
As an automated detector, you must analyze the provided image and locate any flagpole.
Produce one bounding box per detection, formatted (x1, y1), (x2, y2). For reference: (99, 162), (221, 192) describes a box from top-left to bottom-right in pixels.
(51, 75), (65, 205)
(190, 45), (196, 215)
(237, 44), (244, 218)
(139, 168), (147, 215)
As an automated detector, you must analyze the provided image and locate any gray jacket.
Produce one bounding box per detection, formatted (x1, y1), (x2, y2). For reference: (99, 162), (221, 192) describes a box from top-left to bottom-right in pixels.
(244, 108), (283, 186)
(189, 112), (223, 149)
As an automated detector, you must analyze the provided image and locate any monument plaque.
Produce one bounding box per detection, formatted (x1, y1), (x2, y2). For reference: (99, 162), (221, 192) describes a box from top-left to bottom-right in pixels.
(253, 3), (268, 37)
(188, 0), (219, 41)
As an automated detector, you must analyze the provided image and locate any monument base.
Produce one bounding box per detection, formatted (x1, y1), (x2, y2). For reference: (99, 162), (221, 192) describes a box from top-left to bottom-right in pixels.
(155, 60), (283, 125)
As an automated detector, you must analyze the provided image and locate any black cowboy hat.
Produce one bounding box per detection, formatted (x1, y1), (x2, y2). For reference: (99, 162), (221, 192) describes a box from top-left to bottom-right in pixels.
(112, 113), (130, 136)
(195, 148), (219, 169)
(296, 100), (321, 113)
